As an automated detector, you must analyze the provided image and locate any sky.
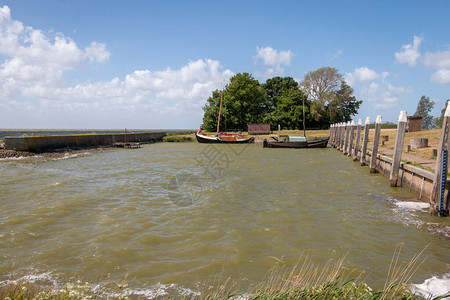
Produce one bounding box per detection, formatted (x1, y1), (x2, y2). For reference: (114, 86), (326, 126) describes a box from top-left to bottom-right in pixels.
(0, 0), (449, 129)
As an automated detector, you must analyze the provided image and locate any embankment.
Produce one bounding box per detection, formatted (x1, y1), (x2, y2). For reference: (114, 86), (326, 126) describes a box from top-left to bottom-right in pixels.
(4, 132), (166, 151)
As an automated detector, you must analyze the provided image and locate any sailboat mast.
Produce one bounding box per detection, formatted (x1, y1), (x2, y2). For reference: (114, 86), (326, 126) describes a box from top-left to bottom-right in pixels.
(302, 96), (306, 138)
(216, 91), (223, 134)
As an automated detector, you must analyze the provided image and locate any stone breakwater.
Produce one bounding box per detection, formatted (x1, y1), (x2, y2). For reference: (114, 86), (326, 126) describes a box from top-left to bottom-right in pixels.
(4, 132), (166, 151)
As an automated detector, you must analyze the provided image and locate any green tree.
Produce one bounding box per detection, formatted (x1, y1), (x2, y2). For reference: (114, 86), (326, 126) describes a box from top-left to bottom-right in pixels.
(434, 100), (449, 129)
(262, 76), (299, 110)
(328, 83), (362, 124)
(414, 95), (435, 129)
(269, 88), (309, 130)
(301, 67), (343, 122)
(202, 73), (268, 131)
(300, 67), (361, 127)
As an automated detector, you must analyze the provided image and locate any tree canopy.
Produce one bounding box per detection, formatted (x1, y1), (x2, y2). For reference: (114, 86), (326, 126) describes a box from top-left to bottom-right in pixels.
(300, 67), (361, 127)
(202, 73), (268, 131)
(202, 69), (362, 132)
(414, 95), (435, 129)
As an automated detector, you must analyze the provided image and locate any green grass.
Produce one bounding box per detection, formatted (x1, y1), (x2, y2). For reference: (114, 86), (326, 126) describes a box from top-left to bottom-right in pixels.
(164, 136), (194, 142)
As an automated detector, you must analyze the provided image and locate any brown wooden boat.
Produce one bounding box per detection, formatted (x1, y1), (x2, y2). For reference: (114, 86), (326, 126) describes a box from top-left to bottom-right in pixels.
(195, 133), (254, 144)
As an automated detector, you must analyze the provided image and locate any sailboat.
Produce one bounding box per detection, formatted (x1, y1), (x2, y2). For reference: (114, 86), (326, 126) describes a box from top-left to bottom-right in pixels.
(262, 95), (329, 148)
(195, 91), (254, 144)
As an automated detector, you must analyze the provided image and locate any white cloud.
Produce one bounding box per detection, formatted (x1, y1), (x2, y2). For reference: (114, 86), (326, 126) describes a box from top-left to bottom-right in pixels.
(85, 42), (110, 63)
(254, 46), (294, 78)
(360, 82), (410, 108)
(395, 35), (423, 66)
(422, 50), (450, 69)
(0, 5), (234, 128)
(395, 35), (450, 85)
(430, 69), (450, 84)
(255, 46), (293, 66)
(345, 67), (389, 86)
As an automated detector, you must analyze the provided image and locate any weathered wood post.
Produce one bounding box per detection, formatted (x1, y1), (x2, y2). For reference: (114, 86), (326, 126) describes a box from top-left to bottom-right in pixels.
(360, 117), (370, 166)
(389, 111), (407, 187)
(353, 119), (362, 161)
(344, 121), (351, 154)
(336, 123), (341, 150)
(348, 120), (355, 156)
(370, 115), (382, 173)
(278, 124), (281, 141)
(340, 122), (345, 150)
(330, 124), (335, 146)
(430, 104), (450, 216)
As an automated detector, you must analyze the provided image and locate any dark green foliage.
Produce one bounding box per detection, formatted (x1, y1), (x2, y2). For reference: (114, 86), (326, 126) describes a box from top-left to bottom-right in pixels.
(265, 88), (310, 130)
(414, 95), (435, 129)
(202, 73), (268, 131)
(262, 76), (299, 111)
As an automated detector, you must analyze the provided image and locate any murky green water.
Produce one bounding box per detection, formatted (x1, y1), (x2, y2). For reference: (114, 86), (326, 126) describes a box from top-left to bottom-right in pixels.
(0, 143), (449, 296)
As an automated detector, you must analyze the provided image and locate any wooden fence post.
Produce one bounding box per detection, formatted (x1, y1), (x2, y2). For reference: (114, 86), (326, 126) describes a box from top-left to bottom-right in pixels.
(344, 121), (350, 154)
(390, 111), (407, 186)
(430, 104), (450, 216)
(353, 119), (362, 161)
(336, 123), (341, 148)
(340, 122), (346, 151)
(330, 124), (335, 146)
(360, 117), (370, 166)
(370, 115), (382, 173)
(348, 120), (355, 156)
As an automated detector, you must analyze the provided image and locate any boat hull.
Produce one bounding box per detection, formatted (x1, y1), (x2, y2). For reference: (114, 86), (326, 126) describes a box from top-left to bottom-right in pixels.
(195, 133), (254, 144)
(263, 137), (329, 148)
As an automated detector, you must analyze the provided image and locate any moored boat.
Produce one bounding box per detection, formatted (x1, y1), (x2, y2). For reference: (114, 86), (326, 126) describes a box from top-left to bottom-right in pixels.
(195, 132), (254, 144)
(263, 136), (329, 148)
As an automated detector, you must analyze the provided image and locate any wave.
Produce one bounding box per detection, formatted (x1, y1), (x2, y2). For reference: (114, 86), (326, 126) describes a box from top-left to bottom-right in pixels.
(411, 273), (450, 299)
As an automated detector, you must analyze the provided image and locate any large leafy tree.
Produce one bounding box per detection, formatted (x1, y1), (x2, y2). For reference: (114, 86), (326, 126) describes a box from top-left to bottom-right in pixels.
(261, 76), (301, 128)
(414, 95), (435, 129)
(301, 67), (343, 122)
(300, 67), (361, 127)
(328, 82), (362, 123)
(202, 73), (268, 131)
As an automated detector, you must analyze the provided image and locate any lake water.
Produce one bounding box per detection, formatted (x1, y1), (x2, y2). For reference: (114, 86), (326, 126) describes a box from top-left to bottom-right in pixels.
(0, 142), (449, 297)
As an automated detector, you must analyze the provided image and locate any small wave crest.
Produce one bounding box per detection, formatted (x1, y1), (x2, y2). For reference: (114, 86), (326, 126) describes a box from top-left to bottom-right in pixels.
(393, 201), (430, 211)
(0, 272), (200, 299)
(411, 273), (450, 299)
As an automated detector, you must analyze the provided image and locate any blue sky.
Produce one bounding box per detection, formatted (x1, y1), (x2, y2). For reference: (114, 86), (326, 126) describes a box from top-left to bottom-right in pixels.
(0, 0), (449, 129)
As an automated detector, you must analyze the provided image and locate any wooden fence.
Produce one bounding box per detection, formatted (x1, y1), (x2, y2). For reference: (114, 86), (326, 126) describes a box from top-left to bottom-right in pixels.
(329, 110), (449, 217)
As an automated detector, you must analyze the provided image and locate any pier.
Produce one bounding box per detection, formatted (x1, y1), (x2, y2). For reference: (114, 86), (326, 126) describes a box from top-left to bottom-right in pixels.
(329, 110), (450, 217)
